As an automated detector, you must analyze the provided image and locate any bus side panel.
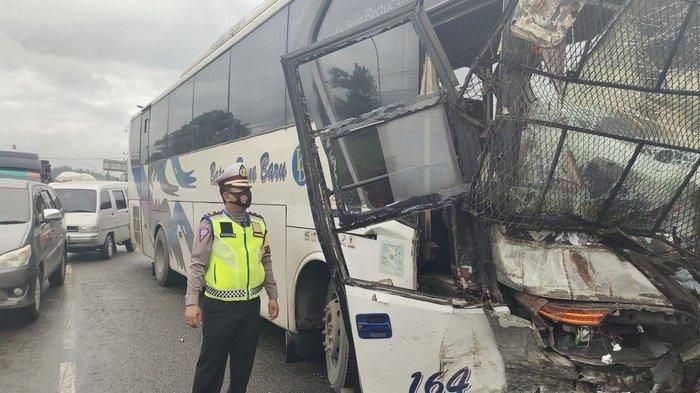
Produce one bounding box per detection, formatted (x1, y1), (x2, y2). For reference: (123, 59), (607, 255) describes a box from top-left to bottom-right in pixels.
(345, 286), (506, 393)
(140, 197), (155, 258)
(250, 204), (288, 330)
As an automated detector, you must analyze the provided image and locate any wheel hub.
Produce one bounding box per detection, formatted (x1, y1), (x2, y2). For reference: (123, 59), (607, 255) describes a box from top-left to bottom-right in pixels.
(323, 297), (342, 365)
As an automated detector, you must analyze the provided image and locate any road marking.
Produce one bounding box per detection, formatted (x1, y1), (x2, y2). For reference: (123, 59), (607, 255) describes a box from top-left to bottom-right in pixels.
(59, 362), (76, 393)
(63, 263), (75, 350)
(65, 264), (73, 285)
(63, 301), (75, 350)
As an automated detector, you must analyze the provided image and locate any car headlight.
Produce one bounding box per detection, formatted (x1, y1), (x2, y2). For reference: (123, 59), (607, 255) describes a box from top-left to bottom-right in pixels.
(79, 225), (99, 233)
(0, 245), (32, 270)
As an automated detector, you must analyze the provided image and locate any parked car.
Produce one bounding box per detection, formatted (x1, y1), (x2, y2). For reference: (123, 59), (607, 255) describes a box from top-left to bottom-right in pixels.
(0, 178), (67, 320)
(51, 182), (134, 259)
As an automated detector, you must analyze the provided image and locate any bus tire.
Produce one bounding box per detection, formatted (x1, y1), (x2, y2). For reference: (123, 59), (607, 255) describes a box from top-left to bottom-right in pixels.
(153, 229), (177, 287)
(323, 285), (355, 391)
(285, 330), (322, 363)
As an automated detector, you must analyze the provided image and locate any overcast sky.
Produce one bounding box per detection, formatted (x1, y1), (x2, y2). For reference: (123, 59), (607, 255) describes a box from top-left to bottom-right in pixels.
(0, 0), (262, 171)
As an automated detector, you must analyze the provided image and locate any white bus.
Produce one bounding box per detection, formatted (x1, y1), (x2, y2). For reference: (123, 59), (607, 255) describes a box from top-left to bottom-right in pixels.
(128, 1), (501, 390)
(128, 0), (700, 392)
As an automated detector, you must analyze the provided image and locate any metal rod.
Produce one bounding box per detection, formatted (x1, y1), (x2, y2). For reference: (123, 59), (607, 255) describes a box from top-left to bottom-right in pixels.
(534, 128), (569, 216)
(502, 116), (700, 155)
(655, 1), (697, 90)
(652, 156), (700, 232)
(411, 7), (459, 102)
(457, 0), (519, 99)
(339, 174), (390, 192)
(515, 62), (700, 97)
(596, 142), (645, 221)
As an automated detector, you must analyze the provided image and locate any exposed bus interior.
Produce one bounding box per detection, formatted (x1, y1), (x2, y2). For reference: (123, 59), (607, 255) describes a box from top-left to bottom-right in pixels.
(286, 0), (699, 391)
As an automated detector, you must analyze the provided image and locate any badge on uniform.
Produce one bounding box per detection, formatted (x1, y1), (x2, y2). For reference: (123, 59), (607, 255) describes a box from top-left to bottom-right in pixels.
(198, 226), (210, 241)
(219, 222), (236, 238)
(251, 222), (264, 238)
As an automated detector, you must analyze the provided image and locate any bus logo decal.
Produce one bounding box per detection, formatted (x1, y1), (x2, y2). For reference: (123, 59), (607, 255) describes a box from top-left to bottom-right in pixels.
(259, 152), (287, 183)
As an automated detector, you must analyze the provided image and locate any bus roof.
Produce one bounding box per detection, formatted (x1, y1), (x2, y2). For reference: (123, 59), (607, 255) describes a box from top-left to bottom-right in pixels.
(131, 0), (291, 121)
(50, 181), (128, 191)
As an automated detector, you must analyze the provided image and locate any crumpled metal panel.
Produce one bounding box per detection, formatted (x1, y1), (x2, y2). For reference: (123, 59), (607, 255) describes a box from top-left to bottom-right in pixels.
(491, 228), (672, 306)
(511, 0), (589, 48)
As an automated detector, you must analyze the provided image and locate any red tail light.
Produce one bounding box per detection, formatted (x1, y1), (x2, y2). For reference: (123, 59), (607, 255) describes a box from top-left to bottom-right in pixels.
(539, 305), (610, 326)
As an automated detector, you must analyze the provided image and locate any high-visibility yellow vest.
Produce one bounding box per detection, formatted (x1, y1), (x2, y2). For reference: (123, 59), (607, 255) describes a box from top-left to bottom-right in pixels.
(204, 213), (267, 301)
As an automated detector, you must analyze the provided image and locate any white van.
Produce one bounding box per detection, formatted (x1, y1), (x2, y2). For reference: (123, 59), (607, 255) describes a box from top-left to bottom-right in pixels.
(51, 181), (133, 259)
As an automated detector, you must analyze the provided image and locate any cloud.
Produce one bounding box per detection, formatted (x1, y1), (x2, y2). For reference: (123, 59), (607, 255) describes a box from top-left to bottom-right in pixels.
(0, 0), (261, 170)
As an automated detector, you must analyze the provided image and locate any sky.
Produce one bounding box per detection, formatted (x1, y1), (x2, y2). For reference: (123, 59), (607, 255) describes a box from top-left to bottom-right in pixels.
(0, 0), (262, 171)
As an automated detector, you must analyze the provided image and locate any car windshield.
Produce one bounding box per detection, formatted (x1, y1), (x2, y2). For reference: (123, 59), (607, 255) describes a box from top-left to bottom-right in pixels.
(0, 187), (30, 223)
(55, 189), (97, 213)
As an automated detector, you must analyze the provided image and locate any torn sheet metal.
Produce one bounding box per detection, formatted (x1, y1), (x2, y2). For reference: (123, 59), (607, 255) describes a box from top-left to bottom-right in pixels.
(491, 227), (671, 306)
(484, 309), (584, 392)
(511, 0), (589, 48)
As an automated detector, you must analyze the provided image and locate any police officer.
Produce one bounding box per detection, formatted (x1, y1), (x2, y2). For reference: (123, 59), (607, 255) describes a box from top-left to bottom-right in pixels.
(185, 162), (279, 393)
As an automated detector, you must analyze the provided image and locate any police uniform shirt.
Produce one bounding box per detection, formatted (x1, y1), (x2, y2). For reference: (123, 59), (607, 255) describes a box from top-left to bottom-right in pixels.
(185, 210), (278, 306)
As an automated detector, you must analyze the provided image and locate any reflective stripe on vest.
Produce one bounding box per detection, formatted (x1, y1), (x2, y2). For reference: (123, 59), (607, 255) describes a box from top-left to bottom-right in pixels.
(204, 214), (266, 301)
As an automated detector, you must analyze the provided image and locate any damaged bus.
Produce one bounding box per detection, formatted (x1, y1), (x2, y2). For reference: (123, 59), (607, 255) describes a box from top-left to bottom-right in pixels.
(282, 0), (700, 391)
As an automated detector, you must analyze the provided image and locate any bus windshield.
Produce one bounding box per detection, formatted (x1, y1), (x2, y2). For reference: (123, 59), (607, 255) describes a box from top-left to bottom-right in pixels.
(55, 189), (97, 213)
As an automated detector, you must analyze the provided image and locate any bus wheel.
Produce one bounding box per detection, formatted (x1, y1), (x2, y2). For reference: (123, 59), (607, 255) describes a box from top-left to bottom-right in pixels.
(153, 229), (176, 287)
(323, 286), (355, 390)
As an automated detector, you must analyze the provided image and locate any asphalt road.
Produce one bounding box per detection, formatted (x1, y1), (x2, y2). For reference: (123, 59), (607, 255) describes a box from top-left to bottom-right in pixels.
(0, 248), (333, 393)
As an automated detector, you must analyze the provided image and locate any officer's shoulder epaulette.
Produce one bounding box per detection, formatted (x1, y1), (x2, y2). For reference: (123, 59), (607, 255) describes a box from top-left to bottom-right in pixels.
(248, 211), (265, 221)
(202, 210), (223, 219)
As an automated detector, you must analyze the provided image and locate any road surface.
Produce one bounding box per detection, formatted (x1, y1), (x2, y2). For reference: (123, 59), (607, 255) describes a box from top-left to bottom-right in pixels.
(0, 249), (333, 393)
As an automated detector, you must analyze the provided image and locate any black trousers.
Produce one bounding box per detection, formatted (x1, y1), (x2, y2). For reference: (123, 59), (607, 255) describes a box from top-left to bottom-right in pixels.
(192, 296), (261, 393)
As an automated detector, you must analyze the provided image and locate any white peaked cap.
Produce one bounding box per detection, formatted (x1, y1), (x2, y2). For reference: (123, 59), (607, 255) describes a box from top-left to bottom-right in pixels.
(211, 162), (252, 188)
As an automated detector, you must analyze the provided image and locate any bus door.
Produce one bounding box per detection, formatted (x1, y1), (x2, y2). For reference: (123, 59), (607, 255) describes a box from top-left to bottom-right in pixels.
(139, 108), (155, 257)
(283, 2), (505, 391)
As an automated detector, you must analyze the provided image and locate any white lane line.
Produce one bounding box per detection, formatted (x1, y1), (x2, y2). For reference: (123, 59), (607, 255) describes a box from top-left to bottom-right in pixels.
(63, 263), (75, 350)
(63, 302), (75, 350)
(65, 264), (73, 286)
(59, 362), (76, 393)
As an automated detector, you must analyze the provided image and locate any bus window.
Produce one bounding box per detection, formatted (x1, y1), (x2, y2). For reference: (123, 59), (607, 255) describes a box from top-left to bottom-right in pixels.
(168, 78), (194, 156)
(299, 23), (420, 130)
(129, 114), (141, 166)
(193, 51), (232, 150)
(332, 105), (461, 213)
(229, 7), (288, 135)
(148, 96), (169, 162)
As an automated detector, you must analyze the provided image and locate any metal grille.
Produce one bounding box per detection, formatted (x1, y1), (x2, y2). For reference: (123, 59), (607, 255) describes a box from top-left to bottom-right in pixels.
(464, 0), (700, 255)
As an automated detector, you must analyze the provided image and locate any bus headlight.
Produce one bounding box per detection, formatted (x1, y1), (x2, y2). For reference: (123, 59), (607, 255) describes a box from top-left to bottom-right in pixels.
(79, 225), (99, 233)
(0, 245), (32, 270)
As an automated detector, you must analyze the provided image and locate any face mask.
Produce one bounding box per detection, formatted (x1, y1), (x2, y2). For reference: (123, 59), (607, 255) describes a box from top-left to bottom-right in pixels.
(227, 189), (252, 208)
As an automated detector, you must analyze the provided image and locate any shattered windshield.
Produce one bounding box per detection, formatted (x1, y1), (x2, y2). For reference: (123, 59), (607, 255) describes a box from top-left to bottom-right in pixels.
(467, 0), (700, 255)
